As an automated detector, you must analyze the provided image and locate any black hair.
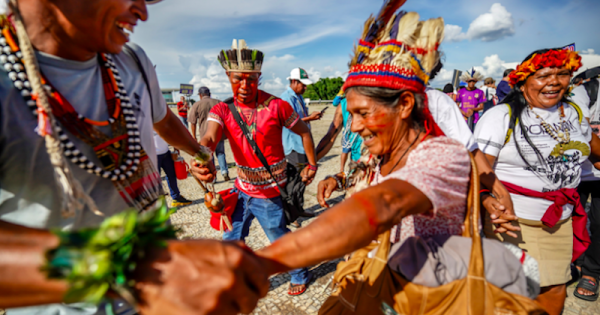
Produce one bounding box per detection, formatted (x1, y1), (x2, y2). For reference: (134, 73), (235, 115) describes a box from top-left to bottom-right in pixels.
(503, 68), (514, 78)
(429, 61), (444, 81)
(345, 86), (426, 132)
(501, 48), (571, 171)
(442, 83), (454, 94)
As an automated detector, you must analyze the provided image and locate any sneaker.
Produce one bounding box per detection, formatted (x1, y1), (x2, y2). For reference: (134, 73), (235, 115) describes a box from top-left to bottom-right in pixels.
(223, 174), (231, 181)
(171, 196), (192, 207)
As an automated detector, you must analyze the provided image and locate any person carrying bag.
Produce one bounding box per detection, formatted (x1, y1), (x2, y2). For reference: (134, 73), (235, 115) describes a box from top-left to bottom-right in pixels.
(225, 98), (314, 225)
(319, 156), (546, 315)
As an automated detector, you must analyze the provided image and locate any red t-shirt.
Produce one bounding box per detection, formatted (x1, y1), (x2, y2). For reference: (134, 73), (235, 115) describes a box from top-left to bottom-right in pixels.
(177, 101), (188, 118)
(208, 91), (300, 198)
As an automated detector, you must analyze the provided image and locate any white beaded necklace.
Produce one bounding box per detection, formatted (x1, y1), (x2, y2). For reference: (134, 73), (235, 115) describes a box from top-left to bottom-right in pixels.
(0, 34), (143, 182)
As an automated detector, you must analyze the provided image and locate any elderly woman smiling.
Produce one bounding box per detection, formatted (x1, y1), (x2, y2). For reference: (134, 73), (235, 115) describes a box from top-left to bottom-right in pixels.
(475, 48), (600, 314)
(256, 10), (472, 296)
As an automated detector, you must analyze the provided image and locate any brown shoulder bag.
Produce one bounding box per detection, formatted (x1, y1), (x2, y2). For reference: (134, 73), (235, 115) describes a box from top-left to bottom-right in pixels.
(319, 154), (547, 315)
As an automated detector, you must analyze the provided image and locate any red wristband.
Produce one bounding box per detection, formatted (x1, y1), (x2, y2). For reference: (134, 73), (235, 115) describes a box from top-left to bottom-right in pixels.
(307, 164), (318, 171)
(479, 189), (491, 194)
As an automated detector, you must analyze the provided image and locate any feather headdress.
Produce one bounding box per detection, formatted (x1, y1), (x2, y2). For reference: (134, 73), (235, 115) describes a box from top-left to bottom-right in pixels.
(459, 68), (484, 82)
(218, 39), (264, 73)
(344, 0), (444, 93)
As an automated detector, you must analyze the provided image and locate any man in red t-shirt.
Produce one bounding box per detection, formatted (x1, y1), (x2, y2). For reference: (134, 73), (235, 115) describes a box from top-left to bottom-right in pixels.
(176, 96), (189, 127)
(191, 39), (317, 296)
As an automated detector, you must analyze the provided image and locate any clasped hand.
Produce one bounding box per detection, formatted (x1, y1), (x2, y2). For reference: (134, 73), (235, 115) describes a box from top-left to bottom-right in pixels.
(134, 240), (269, 315)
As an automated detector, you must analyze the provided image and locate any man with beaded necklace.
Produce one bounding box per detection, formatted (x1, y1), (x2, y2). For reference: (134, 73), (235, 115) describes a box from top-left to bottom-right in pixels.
(0, 0), (269, 315)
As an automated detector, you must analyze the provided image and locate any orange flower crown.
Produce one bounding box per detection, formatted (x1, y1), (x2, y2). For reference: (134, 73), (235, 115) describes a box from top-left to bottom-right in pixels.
(508, 49), (582, 86)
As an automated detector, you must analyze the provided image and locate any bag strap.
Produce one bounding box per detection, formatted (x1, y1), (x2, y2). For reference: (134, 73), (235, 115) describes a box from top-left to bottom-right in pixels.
(584, 79), (599, 108)
(224, 98), (289, 199)
(122, 45), (154, 122)
(566, 101), (584, 125)
(464, 152), (485, 315)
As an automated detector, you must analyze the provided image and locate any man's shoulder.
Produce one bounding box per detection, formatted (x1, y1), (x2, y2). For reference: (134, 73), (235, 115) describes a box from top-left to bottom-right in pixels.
(258, 90), (283, 106)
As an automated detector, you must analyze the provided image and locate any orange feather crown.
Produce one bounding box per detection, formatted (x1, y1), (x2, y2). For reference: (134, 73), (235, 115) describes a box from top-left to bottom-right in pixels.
(509, 49), (582, 86)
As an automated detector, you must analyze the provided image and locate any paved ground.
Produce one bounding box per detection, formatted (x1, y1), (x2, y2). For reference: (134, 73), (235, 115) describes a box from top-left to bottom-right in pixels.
(166, 104), (599, 315)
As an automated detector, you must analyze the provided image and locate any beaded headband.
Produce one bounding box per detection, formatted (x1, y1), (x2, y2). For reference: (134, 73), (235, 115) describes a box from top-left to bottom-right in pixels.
(218, 39), (264, 73)
(343, 0), (444, 94)
(508, 49), (582, 86)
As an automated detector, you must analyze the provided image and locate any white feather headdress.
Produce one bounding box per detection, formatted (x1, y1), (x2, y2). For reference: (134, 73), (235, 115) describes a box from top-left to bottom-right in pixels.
(459, 68), (484, 82)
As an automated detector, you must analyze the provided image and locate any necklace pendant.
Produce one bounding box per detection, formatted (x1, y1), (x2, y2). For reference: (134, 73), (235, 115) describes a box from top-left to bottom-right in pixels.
(558, 132), (564, 138)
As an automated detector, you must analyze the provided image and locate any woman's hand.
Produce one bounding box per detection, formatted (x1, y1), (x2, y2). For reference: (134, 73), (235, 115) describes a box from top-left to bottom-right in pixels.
(190, 159), (217, 182)
(135, 240), (270, 315)
(317, 177), (339, 208)
(482, 194), (520, 238)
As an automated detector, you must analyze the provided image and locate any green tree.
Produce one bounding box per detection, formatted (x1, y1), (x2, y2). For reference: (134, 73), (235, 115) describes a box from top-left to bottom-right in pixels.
(303, 77), (344, 100)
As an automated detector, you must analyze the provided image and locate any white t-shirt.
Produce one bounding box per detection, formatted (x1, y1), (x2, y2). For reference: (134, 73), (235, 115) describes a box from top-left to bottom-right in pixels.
(480, 86), (497, 101)
(154, 132), (170, 155)
(475, 103), (591, 221)
(426, 88), (479, 152)
(570, 82), (600, 181)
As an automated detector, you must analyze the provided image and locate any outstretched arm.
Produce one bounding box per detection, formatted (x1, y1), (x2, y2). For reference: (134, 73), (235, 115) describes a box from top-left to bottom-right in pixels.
(289, 120), (317, 184)
(154, 110), (200, 155)
(190, 121), (223, 182)
(0, 220), (66, 308)
(316, 105), (344, 160)
(0, 220), (270, 314)
(257, 179), (431, 273)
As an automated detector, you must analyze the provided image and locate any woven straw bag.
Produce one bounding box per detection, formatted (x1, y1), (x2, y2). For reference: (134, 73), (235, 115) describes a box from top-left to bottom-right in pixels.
(319, 154), (547, 315)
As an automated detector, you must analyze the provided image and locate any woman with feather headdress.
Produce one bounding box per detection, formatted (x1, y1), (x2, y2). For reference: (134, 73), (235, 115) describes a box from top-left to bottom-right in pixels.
(255, 0), (470, 296)
(457, 68), (486, 126)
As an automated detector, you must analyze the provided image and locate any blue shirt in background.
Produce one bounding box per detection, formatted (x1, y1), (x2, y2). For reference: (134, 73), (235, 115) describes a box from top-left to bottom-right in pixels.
(335, 98), (363, 162)
(281, 86), (309, 155)
(496, 80), (511, 102)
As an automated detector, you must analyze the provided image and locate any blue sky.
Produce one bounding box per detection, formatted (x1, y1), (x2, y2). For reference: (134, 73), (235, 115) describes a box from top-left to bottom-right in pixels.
(131, 0), (600, 100)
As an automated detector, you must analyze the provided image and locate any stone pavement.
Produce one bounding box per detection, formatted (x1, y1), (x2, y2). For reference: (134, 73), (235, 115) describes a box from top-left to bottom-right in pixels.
(165, 104), (599, 315)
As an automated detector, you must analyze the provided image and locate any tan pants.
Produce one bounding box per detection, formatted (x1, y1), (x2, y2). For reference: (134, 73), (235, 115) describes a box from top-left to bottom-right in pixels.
(484, 214), (572, 287)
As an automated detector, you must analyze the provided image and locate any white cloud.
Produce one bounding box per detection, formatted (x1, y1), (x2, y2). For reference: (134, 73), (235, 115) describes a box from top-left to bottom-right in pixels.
(443, 3), (515, 43)
(258, 24), (349, 53)
(306, 67), (322, 82)
(466, 3), (515, 42)
(473, 54), (508, 79)
(431, 68), (453, 84)
(581, 49), (596, 55)
(267, 54), (296, 62)
(444, 25), (467, 43)
(324, 66), (334, 73)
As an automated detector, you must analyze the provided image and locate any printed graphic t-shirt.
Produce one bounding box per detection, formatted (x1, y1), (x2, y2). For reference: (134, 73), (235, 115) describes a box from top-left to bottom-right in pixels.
(570, 83), (600, 181)
(456, 88), (486, 124)
(475, 103), (591, 221)
(208, 91), (300, 198)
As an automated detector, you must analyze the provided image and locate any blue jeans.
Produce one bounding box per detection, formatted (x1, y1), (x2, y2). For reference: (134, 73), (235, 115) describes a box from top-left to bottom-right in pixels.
(223, 189), (310, 285)
(178, 115), (188, 127)
(215, 140), (229, 176)
(157, 152), (180, 199)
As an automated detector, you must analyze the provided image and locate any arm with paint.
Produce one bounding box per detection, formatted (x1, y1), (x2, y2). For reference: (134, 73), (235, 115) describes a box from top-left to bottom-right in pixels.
(257, 178), (432, 273)
(316, 105), (344, 160)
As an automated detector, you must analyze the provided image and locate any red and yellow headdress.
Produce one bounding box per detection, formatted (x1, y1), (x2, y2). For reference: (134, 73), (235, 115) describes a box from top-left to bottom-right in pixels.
(509, 49), (582, 86)
(343, 0), (444, 94)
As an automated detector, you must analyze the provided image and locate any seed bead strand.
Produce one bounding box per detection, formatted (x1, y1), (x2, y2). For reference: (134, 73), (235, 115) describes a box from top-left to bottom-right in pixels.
(529, 104), (570, 144)
(0, 32), (143, 181)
